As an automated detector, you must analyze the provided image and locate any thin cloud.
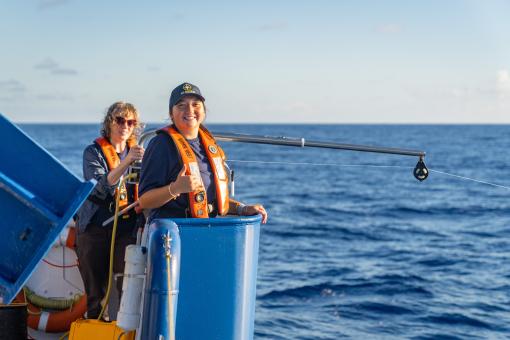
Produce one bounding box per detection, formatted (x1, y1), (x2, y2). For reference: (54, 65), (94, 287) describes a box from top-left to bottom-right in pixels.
(497, 69), (510, 95)
(170, 13), (184, 21)
(37, 0), (70, 10)
(450, 88), (469, 98)
(258, 21), (288, 32)
(34, 58), (58, 70)
(51, 68), (78, 75)
(0, 79), (26, 93)
(376, 23), (401, 34)
(447, 69), (510, 100)
(36, 93), (74, 102)
(34, 58), (78, 76)
(0, 79), (26, 103)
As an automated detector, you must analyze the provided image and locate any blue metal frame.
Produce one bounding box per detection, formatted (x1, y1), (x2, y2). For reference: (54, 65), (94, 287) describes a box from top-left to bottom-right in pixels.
(0, 113), (95, 304)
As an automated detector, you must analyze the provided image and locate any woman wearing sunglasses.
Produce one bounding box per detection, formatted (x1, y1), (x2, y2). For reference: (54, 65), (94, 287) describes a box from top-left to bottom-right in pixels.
(75, 101), (145, 319)
(138, 82), (268, 223)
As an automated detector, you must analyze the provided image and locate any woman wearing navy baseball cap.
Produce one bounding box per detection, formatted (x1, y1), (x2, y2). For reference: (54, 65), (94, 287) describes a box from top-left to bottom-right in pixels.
(138, 82), (267, 223)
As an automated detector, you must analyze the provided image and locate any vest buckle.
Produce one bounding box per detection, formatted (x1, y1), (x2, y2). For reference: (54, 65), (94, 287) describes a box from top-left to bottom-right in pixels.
(195, 191), (205, 203)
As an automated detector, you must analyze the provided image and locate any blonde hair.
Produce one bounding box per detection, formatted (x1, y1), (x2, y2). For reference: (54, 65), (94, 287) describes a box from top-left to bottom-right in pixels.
(101, 101), (143, 144)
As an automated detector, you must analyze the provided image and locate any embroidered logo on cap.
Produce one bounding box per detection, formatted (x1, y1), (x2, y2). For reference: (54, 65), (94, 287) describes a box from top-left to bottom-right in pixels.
(183, 83), (193, 93)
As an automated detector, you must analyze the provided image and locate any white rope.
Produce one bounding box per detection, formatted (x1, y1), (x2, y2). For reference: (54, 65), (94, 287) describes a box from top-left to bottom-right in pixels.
(429, 169), (510, 191)
(227, 159), (510, 191)
(228, 159), (412, 169)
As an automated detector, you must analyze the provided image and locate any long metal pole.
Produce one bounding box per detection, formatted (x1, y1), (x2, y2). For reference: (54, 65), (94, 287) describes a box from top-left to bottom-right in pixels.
(214, 132), (426, 157)
(138, 129), (426, 158)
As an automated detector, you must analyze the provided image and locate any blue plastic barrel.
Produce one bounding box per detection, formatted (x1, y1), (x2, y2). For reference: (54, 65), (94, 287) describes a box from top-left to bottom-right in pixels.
(142, 215), (261, 340)
(0, 113), (95, 304)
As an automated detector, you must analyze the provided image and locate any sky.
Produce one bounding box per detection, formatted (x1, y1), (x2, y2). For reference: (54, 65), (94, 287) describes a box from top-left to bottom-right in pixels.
(0, 0), (509, 124)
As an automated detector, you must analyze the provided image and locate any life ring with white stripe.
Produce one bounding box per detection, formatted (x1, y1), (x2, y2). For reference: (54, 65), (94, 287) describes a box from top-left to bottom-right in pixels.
(15, 291), (87, 333)
(14, 225), (87, 332)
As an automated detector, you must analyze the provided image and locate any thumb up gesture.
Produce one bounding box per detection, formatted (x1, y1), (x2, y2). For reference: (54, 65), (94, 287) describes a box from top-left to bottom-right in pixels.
(172, 165), (204, 194)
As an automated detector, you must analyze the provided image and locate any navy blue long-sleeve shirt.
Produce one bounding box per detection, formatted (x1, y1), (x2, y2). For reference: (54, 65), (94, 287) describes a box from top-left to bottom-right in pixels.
(139, 131), (216, 222)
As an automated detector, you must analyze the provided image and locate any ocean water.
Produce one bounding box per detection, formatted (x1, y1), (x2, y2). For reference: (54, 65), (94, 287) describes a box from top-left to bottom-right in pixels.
(20, 123), (510, 339)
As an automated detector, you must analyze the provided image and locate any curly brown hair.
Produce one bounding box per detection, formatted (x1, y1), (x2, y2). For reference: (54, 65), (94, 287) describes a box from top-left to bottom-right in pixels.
(101, 101), (143, 144)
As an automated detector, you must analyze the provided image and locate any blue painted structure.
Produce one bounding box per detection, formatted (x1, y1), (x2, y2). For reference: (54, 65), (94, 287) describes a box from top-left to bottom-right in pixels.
(0, 113), (95, 304)
(140, 219), (181, 340)
(0, 113), (262, 339)
(141, 216), (261, 340)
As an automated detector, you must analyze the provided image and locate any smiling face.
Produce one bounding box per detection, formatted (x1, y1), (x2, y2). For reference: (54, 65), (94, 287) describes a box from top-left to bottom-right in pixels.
(170, 95), (205, 139)
(102, 102), (140, 146)
(110, 112), (137, 144)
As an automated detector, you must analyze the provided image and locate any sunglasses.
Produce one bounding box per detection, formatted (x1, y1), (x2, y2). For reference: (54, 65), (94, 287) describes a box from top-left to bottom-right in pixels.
(114, 116), (137, 127)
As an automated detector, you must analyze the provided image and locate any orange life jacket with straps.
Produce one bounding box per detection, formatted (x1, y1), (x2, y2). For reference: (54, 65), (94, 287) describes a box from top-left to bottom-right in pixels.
(94, 137), (138, 209)
(161, 125), (229, 218)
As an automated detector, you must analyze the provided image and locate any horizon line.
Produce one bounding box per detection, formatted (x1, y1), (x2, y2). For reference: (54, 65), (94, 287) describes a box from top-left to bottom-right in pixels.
(13, 121), (510, 125)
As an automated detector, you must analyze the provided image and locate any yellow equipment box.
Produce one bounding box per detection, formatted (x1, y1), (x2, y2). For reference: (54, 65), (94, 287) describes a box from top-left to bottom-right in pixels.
(69, 319), (135, 340)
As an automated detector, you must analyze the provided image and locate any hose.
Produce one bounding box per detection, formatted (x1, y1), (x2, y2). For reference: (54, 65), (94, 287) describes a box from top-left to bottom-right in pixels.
(23, 286), (81, 311)
(98, 173), (137, 321)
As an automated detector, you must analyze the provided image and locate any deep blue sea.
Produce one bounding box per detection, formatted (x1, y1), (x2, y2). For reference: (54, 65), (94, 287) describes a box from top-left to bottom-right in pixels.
(20, 124), (510, 339)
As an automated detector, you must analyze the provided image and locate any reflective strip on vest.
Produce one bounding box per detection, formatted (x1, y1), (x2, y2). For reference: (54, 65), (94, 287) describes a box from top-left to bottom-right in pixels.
(199, 128), (229, 215)
(162, 126), (229, 217)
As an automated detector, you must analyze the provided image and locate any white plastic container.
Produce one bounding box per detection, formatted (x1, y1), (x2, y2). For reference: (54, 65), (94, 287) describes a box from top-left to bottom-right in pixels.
(117, 245), (147, 331)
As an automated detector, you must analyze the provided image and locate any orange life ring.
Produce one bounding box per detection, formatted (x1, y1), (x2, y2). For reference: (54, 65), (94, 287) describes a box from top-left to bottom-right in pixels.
(65, 226), (76, 249)
(15, 291), (87, 333)
(14, 226), (86, 333)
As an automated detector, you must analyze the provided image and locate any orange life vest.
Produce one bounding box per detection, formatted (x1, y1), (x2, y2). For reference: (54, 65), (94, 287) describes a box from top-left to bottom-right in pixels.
(95, 137), (138, 209)
(161, 125), (229, 218)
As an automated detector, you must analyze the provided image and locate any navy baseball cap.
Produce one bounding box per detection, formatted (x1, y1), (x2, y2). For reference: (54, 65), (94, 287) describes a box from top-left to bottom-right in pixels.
(169, 82), (205, 110)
